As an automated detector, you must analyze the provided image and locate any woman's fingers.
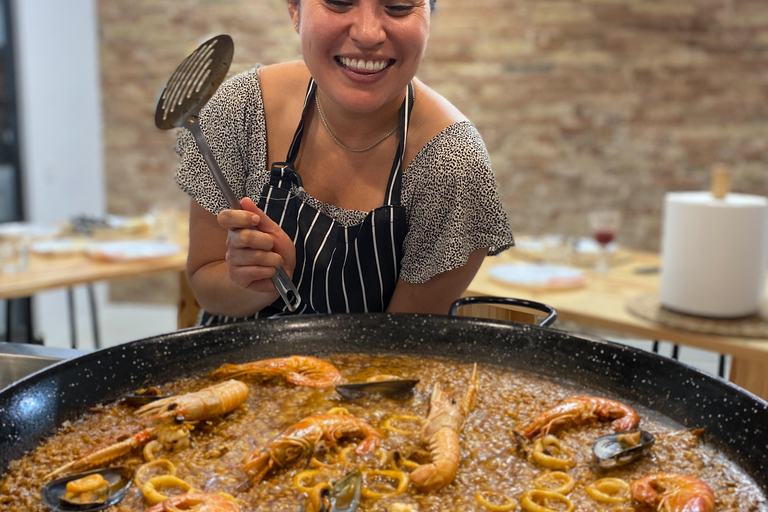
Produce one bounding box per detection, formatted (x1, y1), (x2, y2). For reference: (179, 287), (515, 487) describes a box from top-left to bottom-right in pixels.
(216, 197), (297, 291)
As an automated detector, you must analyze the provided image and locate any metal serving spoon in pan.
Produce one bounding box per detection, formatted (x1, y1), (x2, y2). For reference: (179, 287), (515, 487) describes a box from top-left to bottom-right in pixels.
(155, 34), (301, 312)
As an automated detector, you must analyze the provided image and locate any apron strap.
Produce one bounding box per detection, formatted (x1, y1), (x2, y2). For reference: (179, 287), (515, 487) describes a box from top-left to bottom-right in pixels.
(384, 81), (415, 207)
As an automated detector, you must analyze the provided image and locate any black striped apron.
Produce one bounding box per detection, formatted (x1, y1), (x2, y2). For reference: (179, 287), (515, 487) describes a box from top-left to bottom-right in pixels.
(201, 79), (414, 324)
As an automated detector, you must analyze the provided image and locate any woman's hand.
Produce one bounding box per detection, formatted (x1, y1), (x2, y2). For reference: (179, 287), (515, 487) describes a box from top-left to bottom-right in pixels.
(217, 197), (296, 293)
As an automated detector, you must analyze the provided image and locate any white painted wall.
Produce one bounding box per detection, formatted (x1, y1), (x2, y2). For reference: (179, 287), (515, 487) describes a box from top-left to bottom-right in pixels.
(12, 0), (105, 348)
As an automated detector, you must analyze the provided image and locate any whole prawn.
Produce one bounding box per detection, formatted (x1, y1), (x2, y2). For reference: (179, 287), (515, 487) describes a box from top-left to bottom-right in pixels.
(46, 380), (248, 479)
(210, 356), (342, 388)
(410, 364), (478, 492)
(143, 492), (241, 512)
(631, 473), (715, 512)
(136, 379), (249, 422)
(516, 396), (640, 440)
(241, 413), (381, 485)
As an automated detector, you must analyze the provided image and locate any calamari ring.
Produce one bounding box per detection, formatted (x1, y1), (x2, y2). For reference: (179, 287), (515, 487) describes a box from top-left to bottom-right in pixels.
(142, 440), (163, 462)
(585, 477), (630, 504)
(293, 469), (333, 494)
(533, 471), (575, 495)
(520, 490), (574, 512)
(475, 490), (518, 511)
(326, 407), (352, 416)
(531, 435), (574, 470)
(134, 459), (177, 488)
(390, 454), (420, 471)
(361, 469), (409, 498)
(382, 415), (423, 435)
(141, 475), (193, 505)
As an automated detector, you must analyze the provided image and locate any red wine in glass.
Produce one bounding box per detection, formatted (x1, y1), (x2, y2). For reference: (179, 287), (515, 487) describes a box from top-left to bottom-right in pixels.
(593, 229), (615, 246)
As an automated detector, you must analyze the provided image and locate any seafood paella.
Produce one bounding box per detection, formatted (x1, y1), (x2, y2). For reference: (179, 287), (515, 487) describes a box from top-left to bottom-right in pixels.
(0, 354), (765, 511)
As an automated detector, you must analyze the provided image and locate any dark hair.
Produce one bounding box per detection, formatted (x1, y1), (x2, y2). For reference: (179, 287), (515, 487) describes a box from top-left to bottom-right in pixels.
(430, 0), (436, 11)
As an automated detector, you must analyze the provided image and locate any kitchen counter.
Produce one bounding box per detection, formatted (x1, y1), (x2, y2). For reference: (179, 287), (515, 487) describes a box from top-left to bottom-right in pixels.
(0, 342), (86, 390)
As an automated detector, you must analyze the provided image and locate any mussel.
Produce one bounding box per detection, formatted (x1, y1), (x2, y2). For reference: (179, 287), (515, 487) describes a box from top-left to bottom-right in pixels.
(592, 429), (655, 468)
(122, 387), (173, 406)
(41, 466), (133, 511)
(298, 469), (362, 512)
(335, 378), (419, 400)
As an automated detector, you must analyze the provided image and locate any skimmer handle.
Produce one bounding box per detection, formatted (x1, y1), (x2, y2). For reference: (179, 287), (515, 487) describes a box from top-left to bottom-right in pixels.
(187, 119), (301, 312)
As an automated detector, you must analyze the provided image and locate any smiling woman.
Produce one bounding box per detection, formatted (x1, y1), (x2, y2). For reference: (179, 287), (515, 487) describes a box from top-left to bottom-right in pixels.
(174, 0), (514, 325)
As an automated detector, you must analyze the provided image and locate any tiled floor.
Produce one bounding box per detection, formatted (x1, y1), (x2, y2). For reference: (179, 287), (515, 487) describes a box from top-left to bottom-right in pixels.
(36, 283), (730, 380)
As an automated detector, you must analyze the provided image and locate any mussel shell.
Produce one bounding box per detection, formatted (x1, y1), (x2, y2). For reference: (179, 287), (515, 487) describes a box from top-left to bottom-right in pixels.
(592, 430), (655, 468)
(41, 466), (133, 511)
(122, 389), (173, 406)
(298, 469), (362, 512)
(335, 379), (419, 400)
(331, 468), (363, 512)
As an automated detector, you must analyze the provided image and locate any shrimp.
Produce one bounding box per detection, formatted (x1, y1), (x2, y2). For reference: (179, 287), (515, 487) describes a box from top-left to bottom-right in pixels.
(209, 356), (342, 388)
(136, 379), (249, 422)
(46, 428), (155, 479)
(410, 364), (479, 492)
(515, 396), (640, 440)
(143, 492), (241, 512)
(241, 413), (381, 485)
(48, 381), (248, 479)
(631, 473), (715, 512)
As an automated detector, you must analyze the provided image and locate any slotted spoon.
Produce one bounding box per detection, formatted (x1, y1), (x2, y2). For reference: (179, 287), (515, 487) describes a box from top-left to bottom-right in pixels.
(155, 34), (300, 312)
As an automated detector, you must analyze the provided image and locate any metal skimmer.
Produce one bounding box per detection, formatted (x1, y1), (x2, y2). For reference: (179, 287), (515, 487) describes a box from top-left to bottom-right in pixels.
(155, 34), (300, 312)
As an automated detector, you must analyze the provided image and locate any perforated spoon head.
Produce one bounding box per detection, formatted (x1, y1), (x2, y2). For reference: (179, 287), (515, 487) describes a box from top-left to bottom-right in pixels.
(155, 34), (234, 130)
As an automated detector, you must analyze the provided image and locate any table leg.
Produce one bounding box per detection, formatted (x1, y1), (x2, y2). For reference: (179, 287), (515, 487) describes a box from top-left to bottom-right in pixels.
(87, 285), (101, 349)
(67, 288), (77, 349)
(177, 271), (201, 329)
(729, 357), (768, 401)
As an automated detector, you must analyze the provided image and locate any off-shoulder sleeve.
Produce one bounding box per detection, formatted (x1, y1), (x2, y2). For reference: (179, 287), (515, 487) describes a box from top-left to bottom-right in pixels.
(399, 122), (515, 284)
(174, 66), (268, 216)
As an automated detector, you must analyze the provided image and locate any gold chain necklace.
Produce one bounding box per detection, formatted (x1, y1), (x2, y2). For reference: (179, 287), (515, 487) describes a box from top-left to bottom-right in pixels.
(315, 95), (399, 153)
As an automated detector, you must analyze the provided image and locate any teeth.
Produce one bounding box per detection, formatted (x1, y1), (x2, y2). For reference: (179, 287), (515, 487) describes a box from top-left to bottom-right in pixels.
(340, 57), (389, 72)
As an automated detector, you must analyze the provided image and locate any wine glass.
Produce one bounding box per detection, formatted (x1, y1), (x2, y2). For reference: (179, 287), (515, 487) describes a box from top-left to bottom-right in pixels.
(587, 210), (622, 273)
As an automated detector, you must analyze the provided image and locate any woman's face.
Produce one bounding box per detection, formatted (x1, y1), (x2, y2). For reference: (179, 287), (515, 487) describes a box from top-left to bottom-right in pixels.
(289, 0), (430, 114)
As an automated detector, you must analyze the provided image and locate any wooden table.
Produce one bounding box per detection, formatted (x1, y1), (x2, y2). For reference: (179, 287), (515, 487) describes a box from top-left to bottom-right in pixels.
(465, 248), (768, 401)
(0, 238), (190, 344)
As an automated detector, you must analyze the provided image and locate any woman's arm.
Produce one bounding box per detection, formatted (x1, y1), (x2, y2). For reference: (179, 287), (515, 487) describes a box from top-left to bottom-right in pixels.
(386, 248), (488, 315)
(185, 197), (295, 317)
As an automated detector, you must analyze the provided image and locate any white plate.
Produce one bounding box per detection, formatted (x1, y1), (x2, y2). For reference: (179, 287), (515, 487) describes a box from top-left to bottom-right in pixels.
(0, 222), (60, 239)
(31, 238), (93, 256)
(488, 263), (587, 290)
(87, 240), (181, 262)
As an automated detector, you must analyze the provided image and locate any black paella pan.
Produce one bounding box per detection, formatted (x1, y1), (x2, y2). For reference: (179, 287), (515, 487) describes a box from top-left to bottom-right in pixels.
(1, 298), (767, 494)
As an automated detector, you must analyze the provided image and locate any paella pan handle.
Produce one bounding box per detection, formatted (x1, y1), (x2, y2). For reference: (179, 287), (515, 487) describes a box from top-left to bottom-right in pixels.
(449, 296), (558, 327)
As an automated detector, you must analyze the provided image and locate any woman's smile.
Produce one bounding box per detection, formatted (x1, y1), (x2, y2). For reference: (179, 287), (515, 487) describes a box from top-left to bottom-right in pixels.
(335, 56), (394, 74)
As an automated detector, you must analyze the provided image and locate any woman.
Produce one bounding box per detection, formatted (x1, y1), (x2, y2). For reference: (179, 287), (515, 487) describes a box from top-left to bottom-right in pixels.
(175, 0), (514, 324)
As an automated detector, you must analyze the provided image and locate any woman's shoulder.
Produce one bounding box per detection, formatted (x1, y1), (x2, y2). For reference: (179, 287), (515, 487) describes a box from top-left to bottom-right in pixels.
(258, 61), (311, 117)
(405, 79), (476, 167)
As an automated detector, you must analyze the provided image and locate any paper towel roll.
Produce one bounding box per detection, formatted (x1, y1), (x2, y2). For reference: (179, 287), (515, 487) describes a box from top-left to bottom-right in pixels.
(660, 192), (768, 318)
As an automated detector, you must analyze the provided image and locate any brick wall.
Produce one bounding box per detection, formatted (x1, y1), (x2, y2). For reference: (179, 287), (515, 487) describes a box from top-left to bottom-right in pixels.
(99, 0), (768, 257)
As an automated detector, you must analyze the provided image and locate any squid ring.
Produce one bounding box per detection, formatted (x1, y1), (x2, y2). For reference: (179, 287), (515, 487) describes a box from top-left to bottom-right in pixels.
(142, 440), (163, 462)
(382, 415), (423, 435)
(475, 490), (518, 511)
(531, 435), (574, 470)
(361, 469), (409, 498)
(293, 469), (329, 494)
(134, 459), (177, 488)
(141, 475), (193, 505)
(533, 471), (575, 495)
(520, 490), (575, 512)
(326, 407), (352, 416)
(585, 478), (630, 503)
